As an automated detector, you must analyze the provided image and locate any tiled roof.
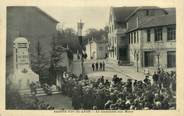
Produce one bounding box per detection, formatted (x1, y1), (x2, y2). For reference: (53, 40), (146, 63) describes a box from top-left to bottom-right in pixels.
(112, 7), (138, 23)
(35, 7), (59, 23)
(139, 15), (176, 28)
(164, 8), (176, 15)
(8, 6), (59, 23)
(125, 6), (168, 21)
(111, 6), (170, 27)
(127, 14), (176, 32)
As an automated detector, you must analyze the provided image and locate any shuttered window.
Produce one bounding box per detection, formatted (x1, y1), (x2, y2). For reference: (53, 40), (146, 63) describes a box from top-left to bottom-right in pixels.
(167, 51), (176, 68)
(167, 26), (176, 41)
(154, 27), (162, 41)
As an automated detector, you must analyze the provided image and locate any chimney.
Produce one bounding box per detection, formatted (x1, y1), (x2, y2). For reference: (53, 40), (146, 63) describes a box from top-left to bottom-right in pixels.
(126, 22), (129, 30)
(136, 17), (139, 28)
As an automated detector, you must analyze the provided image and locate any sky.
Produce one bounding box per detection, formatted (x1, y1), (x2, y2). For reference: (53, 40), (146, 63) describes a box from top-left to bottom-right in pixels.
(40, 7), (110, 34)
(39, 0), (175, 34)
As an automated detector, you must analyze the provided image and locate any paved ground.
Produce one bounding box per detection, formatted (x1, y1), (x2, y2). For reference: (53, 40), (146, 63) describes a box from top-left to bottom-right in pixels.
(72, 59), (148, 81)
(37, 94), (73, 110)
(106, 62), (146, 81)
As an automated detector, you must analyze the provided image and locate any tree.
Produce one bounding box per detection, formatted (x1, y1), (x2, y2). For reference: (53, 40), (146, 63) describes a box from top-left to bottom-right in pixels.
(85, 26), (109, 43)
(49, 35), (66, 85)
(103, 25), (109, 39)
(31, 40), (49, 82)
(56, 28), (80, 53)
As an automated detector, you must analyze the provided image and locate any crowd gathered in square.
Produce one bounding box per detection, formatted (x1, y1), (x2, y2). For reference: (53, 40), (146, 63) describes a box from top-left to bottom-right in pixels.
(60, 68), (176, 110)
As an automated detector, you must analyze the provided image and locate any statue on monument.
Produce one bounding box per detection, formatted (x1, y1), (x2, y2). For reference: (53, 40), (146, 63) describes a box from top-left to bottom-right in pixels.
(13, 36), (39, 90)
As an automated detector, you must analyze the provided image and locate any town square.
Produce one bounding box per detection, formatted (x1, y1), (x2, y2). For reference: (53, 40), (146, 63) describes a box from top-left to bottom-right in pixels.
(6, 5), (176, 110)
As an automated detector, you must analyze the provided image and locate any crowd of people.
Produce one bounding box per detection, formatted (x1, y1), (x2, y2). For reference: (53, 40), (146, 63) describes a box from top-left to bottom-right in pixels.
(91, 61), (106, 71)
(60, 69), (176, 110)
(20, 96), (55, 110)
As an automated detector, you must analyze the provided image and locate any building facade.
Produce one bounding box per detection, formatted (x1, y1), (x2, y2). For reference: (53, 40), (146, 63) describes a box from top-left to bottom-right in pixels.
(108, 6), (176, 70)
(7, 6), (59, 76)
(6, 7), (71, 83)
(85, 39), (108, 60)
(108, 7), (138, 63)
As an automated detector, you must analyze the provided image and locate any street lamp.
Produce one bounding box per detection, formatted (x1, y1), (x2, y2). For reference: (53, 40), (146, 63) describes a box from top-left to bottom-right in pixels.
(155, 52), (160, 70)
(77, 20), (85, 76)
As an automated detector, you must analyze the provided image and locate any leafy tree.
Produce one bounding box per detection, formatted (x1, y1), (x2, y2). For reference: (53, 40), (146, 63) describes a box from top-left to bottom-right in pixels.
(56, 28), (80, 53)
(84, 26), (109, 44)
(49, 35), (66, 84)
(31, 40), (49, 81)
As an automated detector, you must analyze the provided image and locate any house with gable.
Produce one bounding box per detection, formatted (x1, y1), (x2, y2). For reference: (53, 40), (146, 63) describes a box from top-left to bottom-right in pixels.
(108, 6), (176, 70)
(108, 7), (138, 64)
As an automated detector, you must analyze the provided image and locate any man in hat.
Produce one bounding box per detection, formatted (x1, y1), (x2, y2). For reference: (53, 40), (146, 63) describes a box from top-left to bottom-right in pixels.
(96, 62), (99, 71)
(152, 71), (159, 84)
(127, 79), (133, 93)
(102, 61), (105, 71)
(100, 62), (103, 71)
(99, 76), (105, 84)
(92, 63), (95, 71)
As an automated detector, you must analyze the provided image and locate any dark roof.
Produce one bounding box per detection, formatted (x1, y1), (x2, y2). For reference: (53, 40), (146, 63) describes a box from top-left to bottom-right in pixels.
(139, 15), (176, 29)
(125, 6), (168, 21)
(127, 14), (176, 32)
(35, 7), (59, 23)
(112, 6), (138, 23)
(8, 6), (59, 23)
(164, 8), (176, 14)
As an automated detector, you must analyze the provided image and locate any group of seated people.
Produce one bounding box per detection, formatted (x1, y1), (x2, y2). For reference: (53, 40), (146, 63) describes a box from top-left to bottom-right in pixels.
(61, 69), (176, 110)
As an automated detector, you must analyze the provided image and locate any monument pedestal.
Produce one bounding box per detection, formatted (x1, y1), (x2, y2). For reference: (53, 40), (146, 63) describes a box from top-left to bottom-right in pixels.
(13, 69), (39, 90)
(12, 37), (39, 91)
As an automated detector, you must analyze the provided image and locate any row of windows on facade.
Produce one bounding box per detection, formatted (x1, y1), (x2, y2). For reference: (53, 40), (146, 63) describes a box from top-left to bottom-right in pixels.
(128, 26), (176, 44)
(110, 49), (176, 68)
(142, 51), (176, 68)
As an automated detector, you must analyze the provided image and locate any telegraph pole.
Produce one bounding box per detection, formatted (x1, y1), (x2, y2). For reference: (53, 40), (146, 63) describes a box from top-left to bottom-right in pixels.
(77, 20), (84, 76)
(157, 53), (160, 69)
(136, 50), (139, 72)
(136, 53), (139, 72)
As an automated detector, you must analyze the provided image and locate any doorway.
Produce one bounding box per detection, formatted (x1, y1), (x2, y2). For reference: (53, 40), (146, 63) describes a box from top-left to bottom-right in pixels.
(144, 51), (154, 67)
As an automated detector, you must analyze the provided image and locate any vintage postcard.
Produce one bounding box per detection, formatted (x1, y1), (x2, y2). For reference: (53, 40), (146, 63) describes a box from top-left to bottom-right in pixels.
(0, 0), (184, 116)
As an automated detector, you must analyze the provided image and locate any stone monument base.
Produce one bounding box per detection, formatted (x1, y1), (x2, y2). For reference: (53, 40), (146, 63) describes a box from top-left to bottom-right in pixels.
(13, 68), (39, 90)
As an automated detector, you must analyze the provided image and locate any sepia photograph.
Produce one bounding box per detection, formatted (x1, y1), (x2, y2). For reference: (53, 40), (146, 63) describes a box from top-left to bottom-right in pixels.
(4, 1), (178, 111)
(5, 5), (176, 110)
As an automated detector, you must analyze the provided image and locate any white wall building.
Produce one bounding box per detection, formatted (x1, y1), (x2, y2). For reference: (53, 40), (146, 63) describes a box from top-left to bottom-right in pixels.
(85, 40), (108, 60)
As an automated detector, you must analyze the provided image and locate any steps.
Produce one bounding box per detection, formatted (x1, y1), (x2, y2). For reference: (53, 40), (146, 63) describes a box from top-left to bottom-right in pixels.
(19, 87), (61, 97)
(118, 61), (134, 66)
